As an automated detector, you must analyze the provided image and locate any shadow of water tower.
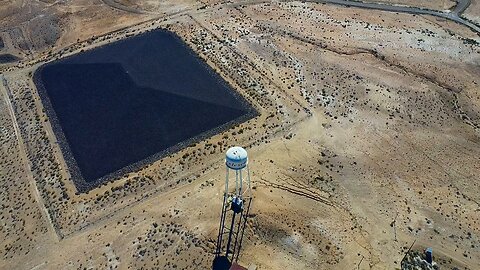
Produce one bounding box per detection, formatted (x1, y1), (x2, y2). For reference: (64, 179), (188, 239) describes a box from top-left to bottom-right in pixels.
(213, 147), (253, 270)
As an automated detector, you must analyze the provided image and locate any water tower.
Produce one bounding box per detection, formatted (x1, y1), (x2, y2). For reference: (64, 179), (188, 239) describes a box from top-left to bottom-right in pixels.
(213, 147), (253, 269)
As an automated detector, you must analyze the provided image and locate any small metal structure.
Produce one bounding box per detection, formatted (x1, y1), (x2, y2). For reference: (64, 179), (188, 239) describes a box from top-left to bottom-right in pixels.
(425, 247), (433, 264)
(214, 147), (252, 269)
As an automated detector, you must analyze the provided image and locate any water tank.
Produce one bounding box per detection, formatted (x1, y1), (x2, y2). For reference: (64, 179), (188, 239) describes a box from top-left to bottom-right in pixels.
(226, 147), (248, 170)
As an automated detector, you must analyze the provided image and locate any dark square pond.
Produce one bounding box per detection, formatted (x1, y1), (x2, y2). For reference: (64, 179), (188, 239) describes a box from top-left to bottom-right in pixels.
(34, 29), (256, 192)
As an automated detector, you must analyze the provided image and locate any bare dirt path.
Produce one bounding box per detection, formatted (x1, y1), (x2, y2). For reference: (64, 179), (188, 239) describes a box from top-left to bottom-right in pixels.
(453, 0), (471, 15)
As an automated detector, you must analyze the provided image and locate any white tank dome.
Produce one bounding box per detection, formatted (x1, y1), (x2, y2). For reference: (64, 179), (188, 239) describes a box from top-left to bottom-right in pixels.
(225, 147), (248, 170)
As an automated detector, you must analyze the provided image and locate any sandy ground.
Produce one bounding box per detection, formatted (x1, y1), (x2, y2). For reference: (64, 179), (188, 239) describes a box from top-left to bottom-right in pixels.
(464, 0), (480, 24)
(0, 0), (479, 269)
